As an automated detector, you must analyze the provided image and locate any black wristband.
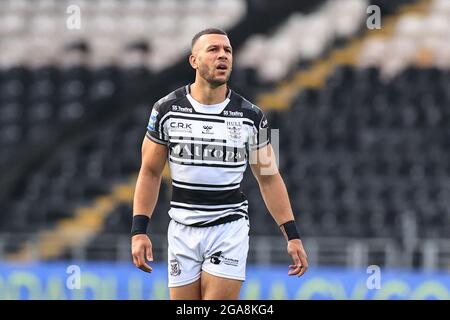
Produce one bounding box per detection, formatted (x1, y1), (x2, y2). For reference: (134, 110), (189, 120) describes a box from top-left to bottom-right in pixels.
(131, 215), (149, 237)
(280, 220), (300, 241)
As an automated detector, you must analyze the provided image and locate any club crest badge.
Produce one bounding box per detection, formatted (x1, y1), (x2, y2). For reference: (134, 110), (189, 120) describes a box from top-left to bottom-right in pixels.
(169, 259), (181, 276)
(226, 120), (242, 142)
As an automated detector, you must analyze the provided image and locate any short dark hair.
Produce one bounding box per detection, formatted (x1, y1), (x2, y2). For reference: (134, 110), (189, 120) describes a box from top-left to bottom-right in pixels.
(191, 28), (228, 50)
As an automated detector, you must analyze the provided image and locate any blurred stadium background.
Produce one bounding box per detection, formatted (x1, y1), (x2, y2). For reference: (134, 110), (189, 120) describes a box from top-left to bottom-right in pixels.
(1, 0), (450, 299)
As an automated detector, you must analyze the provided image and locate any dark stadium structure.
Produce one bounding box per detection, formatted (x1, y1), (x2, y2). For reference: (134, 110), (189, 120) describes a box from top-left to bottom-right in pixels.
(0, 0), (448, 271)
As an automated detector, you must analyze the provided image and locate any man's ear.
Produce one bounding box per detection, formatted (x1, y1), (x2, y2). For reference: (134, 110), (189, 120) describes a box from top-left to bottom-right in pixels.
(189, 54), (197, 70)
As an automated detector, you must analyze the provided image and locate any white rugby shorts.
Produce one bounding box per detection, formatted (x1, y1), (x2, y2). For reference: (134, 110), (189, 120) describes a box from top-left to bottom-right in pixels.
(167, 217), (250, 287)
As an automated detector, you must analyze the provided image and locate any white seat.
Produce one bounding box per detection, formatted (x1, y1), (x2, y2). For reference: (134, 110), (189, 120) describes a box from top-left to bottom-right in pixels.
(184, 0), (209, 14)
(89, 37), (121, 66)
(0, 14), (26, 36)
(0, 37), (27, 67)
(152, 15), (177, 36)
(432, 41), (450, 69)
(431, 0), (450, 15)
(328, 0), (368, 37)
(357, 37), (387, 67)
(235, 0), (366, 82)
(0, 0), (245, 69)
(297, 15), (332, 59)
(29, 15), (60, 36)
(236, 35), (266, 68)
(395, 15), (425, 40)
(25, 36), (59, 67)
(258, 58), (290, 83)
(35, 0), (59, 12)
(150, 0), (178, 16)
(93, 0), (122, 14)
(5, 0), (29, 14)
(423, 14), (450, 38)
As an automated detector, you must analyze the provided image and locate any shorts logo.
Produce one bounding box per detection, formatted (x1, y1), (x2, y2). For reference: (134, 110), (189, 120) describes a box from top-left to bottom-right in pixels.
(170, 259), (181, 276)
(210, 251), (239, 267)
(210, 251), (224, 265)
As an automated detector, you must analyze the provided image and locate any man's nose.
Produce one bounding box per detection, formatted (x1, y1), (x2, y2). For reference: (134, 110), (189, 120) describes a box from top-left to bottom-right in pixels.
(218, 49), (228, 59)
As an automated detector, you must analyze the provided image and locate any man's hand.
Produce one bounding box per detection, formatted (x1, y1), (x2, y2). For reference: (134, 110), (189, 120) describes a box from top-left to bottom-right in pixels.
(287, 239), (308, 277)
(131, 234), (153, 273)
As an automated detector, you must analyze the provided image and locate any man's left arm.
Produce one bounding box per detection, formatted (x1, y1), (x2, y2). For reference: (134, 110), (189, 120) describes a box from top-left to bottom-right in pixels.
(250, 144), (308, 277)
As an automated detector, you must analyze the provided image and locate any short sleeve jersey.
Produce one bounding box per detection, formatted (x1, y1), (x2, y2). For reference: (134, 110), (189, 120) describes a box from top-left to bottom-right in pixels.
(146, 85), (270, 226)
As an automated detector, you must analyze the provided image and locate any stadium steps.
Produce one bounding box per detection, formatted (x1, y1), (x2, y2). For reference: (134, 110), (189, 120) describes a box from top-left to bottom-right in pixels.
(7, 176), (131, 261)
(8, 160), (172, 262)
(256, 0), (432, 110)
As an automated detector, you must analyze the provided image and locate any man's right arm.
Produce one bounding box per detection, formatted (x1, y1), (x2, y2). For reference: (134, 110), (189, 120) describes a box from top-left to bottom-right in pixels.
(134, 136), (168, 215)
(131, 136), (168, 273)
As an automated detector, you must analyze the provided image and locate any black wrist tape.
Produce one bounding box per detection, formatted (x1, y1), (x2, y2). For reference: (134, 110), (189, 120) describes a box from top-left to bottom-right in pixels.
(280, 220), (300, 241)
(131, 215), (149, 237)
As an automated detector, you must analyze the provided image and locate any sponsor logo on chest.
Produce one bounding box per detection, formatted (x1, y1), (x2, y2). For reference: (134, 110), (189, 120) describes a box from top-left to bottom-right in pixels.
(223, 110), (243, 117)
(202, 125), (214, 134)
(171, 143), (245, 162)
(169, 121), (192, 133)
(172, 105), (192, 113)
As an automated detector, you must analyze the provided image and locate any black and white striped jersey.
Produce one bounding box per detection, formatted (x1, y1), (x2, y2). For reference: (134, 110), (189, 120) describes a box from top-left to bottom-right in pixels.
(146, 84), (270, 227)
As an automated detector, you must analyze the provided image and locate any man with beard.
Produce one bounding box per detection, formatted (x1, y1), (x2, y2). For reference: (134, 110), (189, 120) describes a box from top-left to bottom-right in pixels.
(131, 28), (308, 300)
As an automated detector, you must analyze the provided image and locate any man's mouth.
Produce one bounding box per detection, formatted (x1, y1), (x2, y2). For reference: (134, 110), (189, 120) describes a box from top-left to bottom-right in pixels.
(216, 63), (228, 70)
